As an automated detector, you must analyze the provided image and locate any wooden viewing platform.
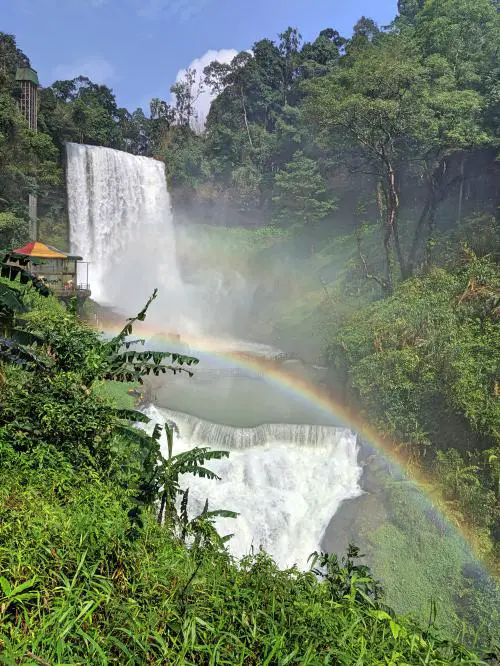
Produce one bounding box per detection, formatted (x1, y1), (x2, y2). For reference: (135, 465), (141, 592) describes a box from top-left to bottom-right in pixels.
(2, 241), (91, 303)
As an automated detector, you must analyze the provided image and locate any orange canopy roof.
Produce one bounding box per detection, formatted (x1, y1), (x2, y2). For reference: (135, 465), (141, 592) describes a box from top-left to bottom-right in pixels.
(11, 241), (68, 259)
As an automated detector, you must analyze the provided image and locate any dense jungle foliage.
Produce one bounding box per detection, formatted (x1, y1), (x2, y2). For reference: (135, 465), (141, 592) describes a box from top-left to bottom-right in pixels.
(0, 0), (499, 661)
(0, 283), (490, 664)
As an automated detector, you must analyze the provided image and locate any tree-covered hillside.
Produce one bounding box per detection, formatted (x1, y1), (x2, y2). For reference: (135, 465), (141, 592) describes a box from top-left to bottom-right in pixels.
(0, 0), (499, 660)
(2, 0), (499, 263)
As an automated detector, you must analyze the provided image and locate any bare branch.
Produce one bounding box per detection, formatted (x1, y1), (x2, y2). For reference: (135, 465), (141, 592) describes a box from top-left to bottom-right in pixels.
(356, 233), (386, 290)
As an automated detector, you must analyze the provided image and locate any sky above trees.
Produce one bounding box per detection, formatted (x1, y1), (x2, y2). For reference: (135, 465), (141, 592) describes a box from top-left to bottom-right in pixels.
(1, 0), (397, 113)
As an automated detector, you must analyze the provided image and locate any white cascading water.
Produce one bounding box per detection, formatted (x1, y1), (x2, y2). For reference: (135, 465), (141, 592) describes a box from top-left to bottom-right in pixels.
(67, 143), (363, 568)
(67, 142), (182, 311)
(66, 143), (257, 336)
(144, 406), (362, 569)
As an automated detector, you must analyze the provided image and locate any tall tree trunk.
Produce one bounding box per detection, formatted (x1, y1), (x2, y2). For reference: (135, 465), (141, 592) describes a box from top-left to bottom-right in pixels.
(386, 159), (405, 280)
(407, 158), (459, 276)
(457, 155), (465, 226)
(425, 202), (438, 269)
(407, 197), (431, 277)
(240, 88), (254, 150)
(383, 226), (394, 295)
(377, 179), (393, 295)
(408, 178), (441, 277)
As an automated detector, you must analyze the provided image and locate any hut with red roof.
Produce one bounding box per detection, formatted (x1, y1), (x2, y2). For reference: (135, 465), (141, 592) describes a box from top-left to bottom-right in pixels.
(2, 241), (90, 301)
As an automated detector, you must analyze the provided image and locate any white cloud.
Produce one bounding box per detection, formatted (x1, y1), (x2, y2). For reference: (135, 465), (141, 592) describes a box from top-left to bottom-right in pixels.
(172, 49), (238, 130)
(52, 56), (115, 84)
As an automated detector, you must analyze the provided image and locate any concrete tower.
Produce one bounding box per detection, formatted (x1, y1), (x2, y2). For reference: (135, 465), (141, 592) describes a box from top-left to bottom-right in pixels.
(16, 67), (39, 240)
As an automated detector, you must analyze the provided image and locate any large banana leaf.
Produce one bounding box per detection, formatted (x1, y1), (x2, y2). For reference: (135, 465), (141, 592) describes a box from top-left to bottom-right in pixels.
(0, 338), (49, 370)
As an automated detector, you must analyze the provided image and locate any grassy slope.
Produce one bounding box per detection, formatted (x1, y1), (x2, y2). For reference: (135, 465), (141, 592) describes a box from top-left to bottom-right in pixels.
(0, 464), (485, 664)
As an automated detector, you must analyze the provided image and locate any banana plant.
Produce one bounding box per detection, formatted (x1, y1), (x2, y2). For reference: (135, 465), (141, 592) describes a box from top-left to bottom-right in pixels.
(0, 258), (51, 368)
(124, 418), (236, 547)
(155, 421), (231, 527)
(180, 492), (238, 552)
(102, 289), (199, 384)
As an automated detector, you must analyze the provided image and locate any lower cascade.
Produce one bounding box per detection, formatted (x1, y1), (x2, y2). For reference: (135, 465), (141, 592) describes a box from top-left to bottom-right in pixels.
(144, 406), (362, 569)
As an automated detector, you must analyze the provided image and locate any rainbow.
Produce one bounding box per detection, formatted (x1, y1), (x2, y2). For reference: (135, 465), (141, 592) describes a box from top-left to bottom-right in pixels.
(99, 319), (497, 576)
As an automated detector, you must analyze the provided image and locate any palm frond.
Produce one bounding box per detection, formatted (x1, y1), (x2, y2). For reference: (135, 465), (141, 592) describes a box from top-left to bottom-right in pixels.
(106, 289), (158, 354)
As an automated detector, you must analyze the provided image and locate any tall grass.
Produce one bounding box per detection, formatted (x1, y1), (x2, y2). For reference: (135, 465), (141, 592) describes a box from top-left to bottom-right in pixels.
(0, 463), (488, 665)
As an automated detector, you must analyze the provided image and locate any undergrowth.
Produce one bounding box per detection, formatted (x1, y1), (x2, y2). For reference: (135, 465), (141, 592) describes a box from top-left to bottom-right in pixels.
(0, 285), (492, 664)
(0, 464), (488, 665)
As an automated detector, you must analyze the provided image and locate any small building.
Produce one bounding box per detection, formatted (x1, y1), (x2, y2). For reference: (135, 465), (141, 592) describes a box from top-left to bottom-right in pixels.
(16, 67), (40, 239)
(2, 241), (91, 302)
(15, 67), (39, 132)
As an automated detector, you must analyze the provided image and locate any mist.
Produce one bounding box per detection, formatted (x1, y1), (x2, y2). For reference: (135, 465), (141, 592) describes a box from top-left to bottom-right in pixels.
(68, 142), (319, 355)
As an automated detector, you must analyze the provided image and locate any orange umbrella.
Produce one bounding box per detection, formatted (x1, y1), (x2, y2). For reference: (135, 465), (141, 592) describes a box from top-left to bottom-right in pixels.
(11, 241), (69, 259)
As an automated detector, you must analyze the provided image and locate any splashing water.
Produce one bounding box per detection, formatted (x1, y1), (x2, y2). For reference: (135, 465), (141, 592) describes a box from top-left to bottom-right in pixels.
(144, 406), (362, 569)
(67, 143), (180, 309)
(66, 143), (261, 337)
(67, 143), (364, 570)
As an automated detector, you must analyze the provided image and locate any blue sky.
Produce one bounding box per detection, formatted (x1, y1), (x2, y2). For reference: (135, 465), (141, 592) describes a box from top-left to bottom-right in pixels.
(1, 0), (398, 115)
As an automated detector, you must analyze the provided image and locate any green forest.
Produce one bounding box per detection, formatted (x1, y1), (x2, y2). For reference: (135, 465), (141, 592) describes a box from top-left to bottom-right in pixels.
(1, 0), (499, 662)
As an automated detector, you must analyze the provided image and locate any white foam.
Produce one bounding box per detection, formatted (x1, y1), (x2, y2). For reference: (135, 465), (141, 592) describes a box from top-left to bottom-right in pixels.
(143, 405), (362, 569)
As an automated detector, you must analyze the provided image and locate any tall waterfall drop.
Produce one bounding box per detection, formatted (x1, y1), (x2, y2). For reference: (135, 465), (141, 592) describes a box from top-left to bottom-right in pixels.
(67, 143), (180, 309)
(66, 142), (256, 335)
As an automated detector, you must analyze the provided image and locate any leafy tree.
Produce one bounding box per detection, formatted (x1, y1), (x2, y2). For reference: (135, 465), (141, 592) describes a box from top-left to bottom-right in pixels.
(117, 107), (150, 155)
(348, 16), (381, 55)
(0, 32), (30, 91)
(300, 28), (346, 78)
(0, 89), (60, 216)
(404, 0), (500, 271)
(171, 68), (203, 129)
(306, 35), (424, 288)
(272, 150), (335, 230)
(397, 0), (425, 23)
(40, 76), (125, 148)
(414, 0), (500, 89)
(148, 98), (175, 155)
(0, 211), (28, 249)
(278, 27), (302, 104)
(161, 126), (205, 194)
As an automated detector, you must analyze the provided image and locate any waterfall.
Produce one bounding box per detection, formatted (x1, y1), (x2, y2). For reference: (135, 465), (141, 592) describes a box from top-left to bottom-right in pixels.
(66, 143), (363, 570)
(67, 143), (180, 308)
(144, 406), (363, 569)
(66, 143), (267, 337)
